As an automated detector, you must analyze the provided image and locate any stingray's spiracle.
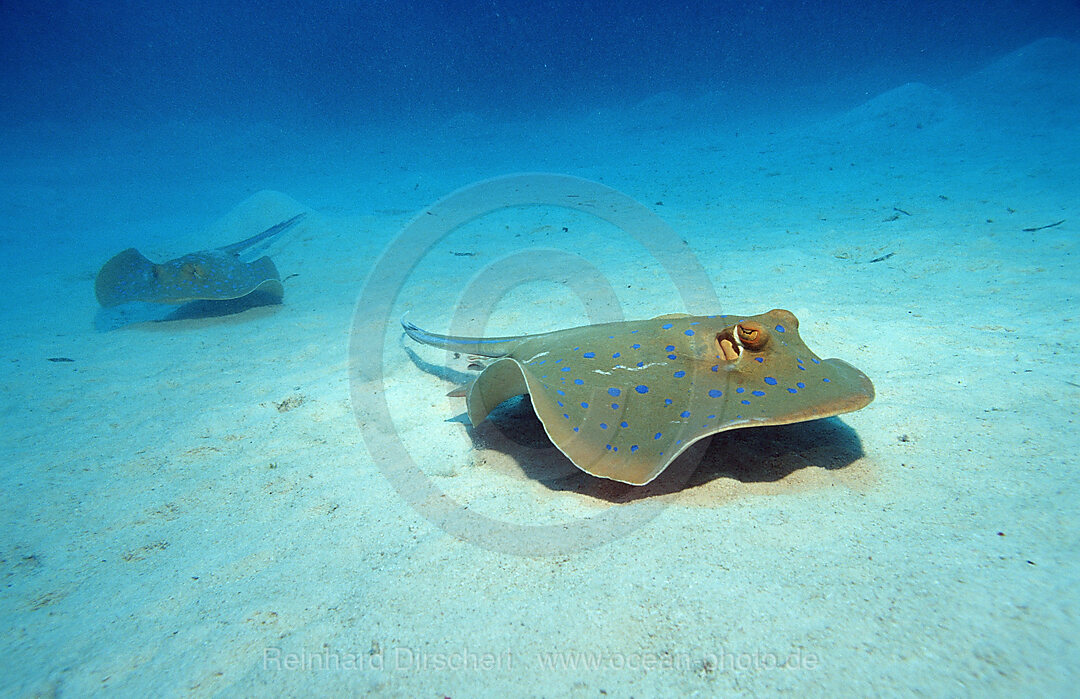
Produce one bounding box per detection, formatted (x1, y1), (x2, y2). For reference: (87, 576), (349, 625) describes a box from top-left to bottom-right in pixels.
(715, 327), (740, 360)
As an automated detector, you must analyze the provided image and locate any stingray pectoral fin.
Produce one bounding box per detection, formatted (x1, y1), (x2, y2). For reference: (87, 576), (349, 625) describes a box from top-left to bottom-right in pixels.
(95, 248), (156, 307)
(463, 358), (656, 482)
(465, 358), (529, 425)
(250, 278), (284, 302)
(719, 359), (873, 440)
(812, 358), (875, 417)
(245, 256), (284, 301)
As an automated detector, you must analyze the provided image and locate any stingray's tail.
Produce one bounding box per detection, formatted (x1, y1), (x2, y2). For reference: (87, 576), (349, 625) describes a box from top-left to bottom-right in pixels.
(401, 318), (524, 357)
(220, 213), (307, 256)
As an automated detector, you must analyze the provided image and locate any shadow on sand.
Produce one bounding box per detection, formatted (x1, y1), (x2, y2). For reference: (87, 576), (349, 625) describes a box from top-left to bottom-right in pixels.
(465, 394), (867, 503)
(93, 290), (282, 331)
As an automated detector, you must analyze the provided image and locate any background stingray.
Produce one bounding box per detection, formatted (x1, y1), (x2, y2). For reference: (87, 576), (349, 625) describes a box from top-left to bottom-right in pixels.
(94, 213), (305, 307)
(405, 309), (875, 485)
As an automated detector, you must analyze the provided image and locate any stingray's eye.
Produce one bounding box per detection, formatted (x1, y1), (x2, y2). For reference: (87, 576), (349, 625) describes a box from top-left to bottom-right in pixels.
(717, 321), (770, 359)
(737, 321), (769, 350)
(180, 262), (205, 280)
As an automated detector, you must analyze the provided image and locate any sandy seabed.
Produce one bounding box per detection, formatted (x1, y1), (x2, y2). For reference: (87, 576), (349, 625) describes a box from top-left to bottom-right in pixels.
(1, 38), (1077, 696)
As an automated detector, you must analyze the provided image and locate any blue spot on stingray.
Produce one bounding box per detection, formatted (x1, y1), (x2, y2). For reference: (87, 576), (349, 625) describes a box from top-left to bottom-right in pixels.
(736, 387), (745, 393)
(555, 358), (563, 363)
(630, 330), (640, 334)
(574, 378), (584, 385)
(775, 324), (786, 333)
(684, 329), (695, 336)
(636, 361), (645, 367)
(611, 403), (619, 409)
(654, 432), (662, 439)
(557, 389), (565, 396)
(606, 444), (611, 450)
(673, 370), (686, 378)
(536, 359), (546, 365)
(573, 347), (580, 351)
(665, 345), (675, 351)
(608, 387), (621, 397)
(600, 423), (608, 429)
(620, 421), (629, 428)
(708, 389), (722, 397)
(612, 446), (618, 452)
(635, 385), (649, 394)
(812, 358), (821, 364)
(798, 365), (807, 371)
(631, 343), (641, 349)
(752, 390), (765, 397)
(664, 398), (673, 405)
(707, 414), (716, 419)
(823, 377), (831, 383)
(797, 382), (805, 388)
(662, 323), (674, 329)
(612, 352), (621, 358)
(755, 357), (764, 363)
(573, 427), (580, 432)
(788, 388), (798, 393)
(764, 376), (778, 385)
(630, 445), (639, 452)
(557, 401), (564, 407)
(680, 410), (691, 418)
(711, 365), (719, 372)
(580, 402), (589, 409)
(563, 414), (569, 419)
(583, 352), (595, 359)
(741, 399), (750, 405)
(667, 354), (677, 360)
(561, 367), (571, 372)
(797, 357), (804, 364)
(691, 321), (700, 325)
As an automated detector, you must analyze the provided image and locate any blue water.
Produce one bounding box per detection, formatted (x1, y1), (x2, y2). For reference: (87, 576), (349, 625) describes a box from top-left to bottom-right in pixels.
(4, 1), (1078, 124)
(2, 1), (1079, 696)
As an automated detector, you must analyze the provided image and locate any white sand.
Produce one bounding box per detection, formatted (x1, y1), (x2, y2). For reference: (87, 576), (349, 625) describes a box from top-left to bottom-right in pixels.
(1, 38), (1077, 696)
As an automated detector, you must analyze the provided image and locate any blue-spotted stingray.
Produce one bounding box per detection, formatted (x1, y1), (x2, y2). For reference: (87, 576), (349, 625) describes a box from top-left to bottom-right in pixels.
(95, 213), (306, 307)
(404, 309), (874, 485)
